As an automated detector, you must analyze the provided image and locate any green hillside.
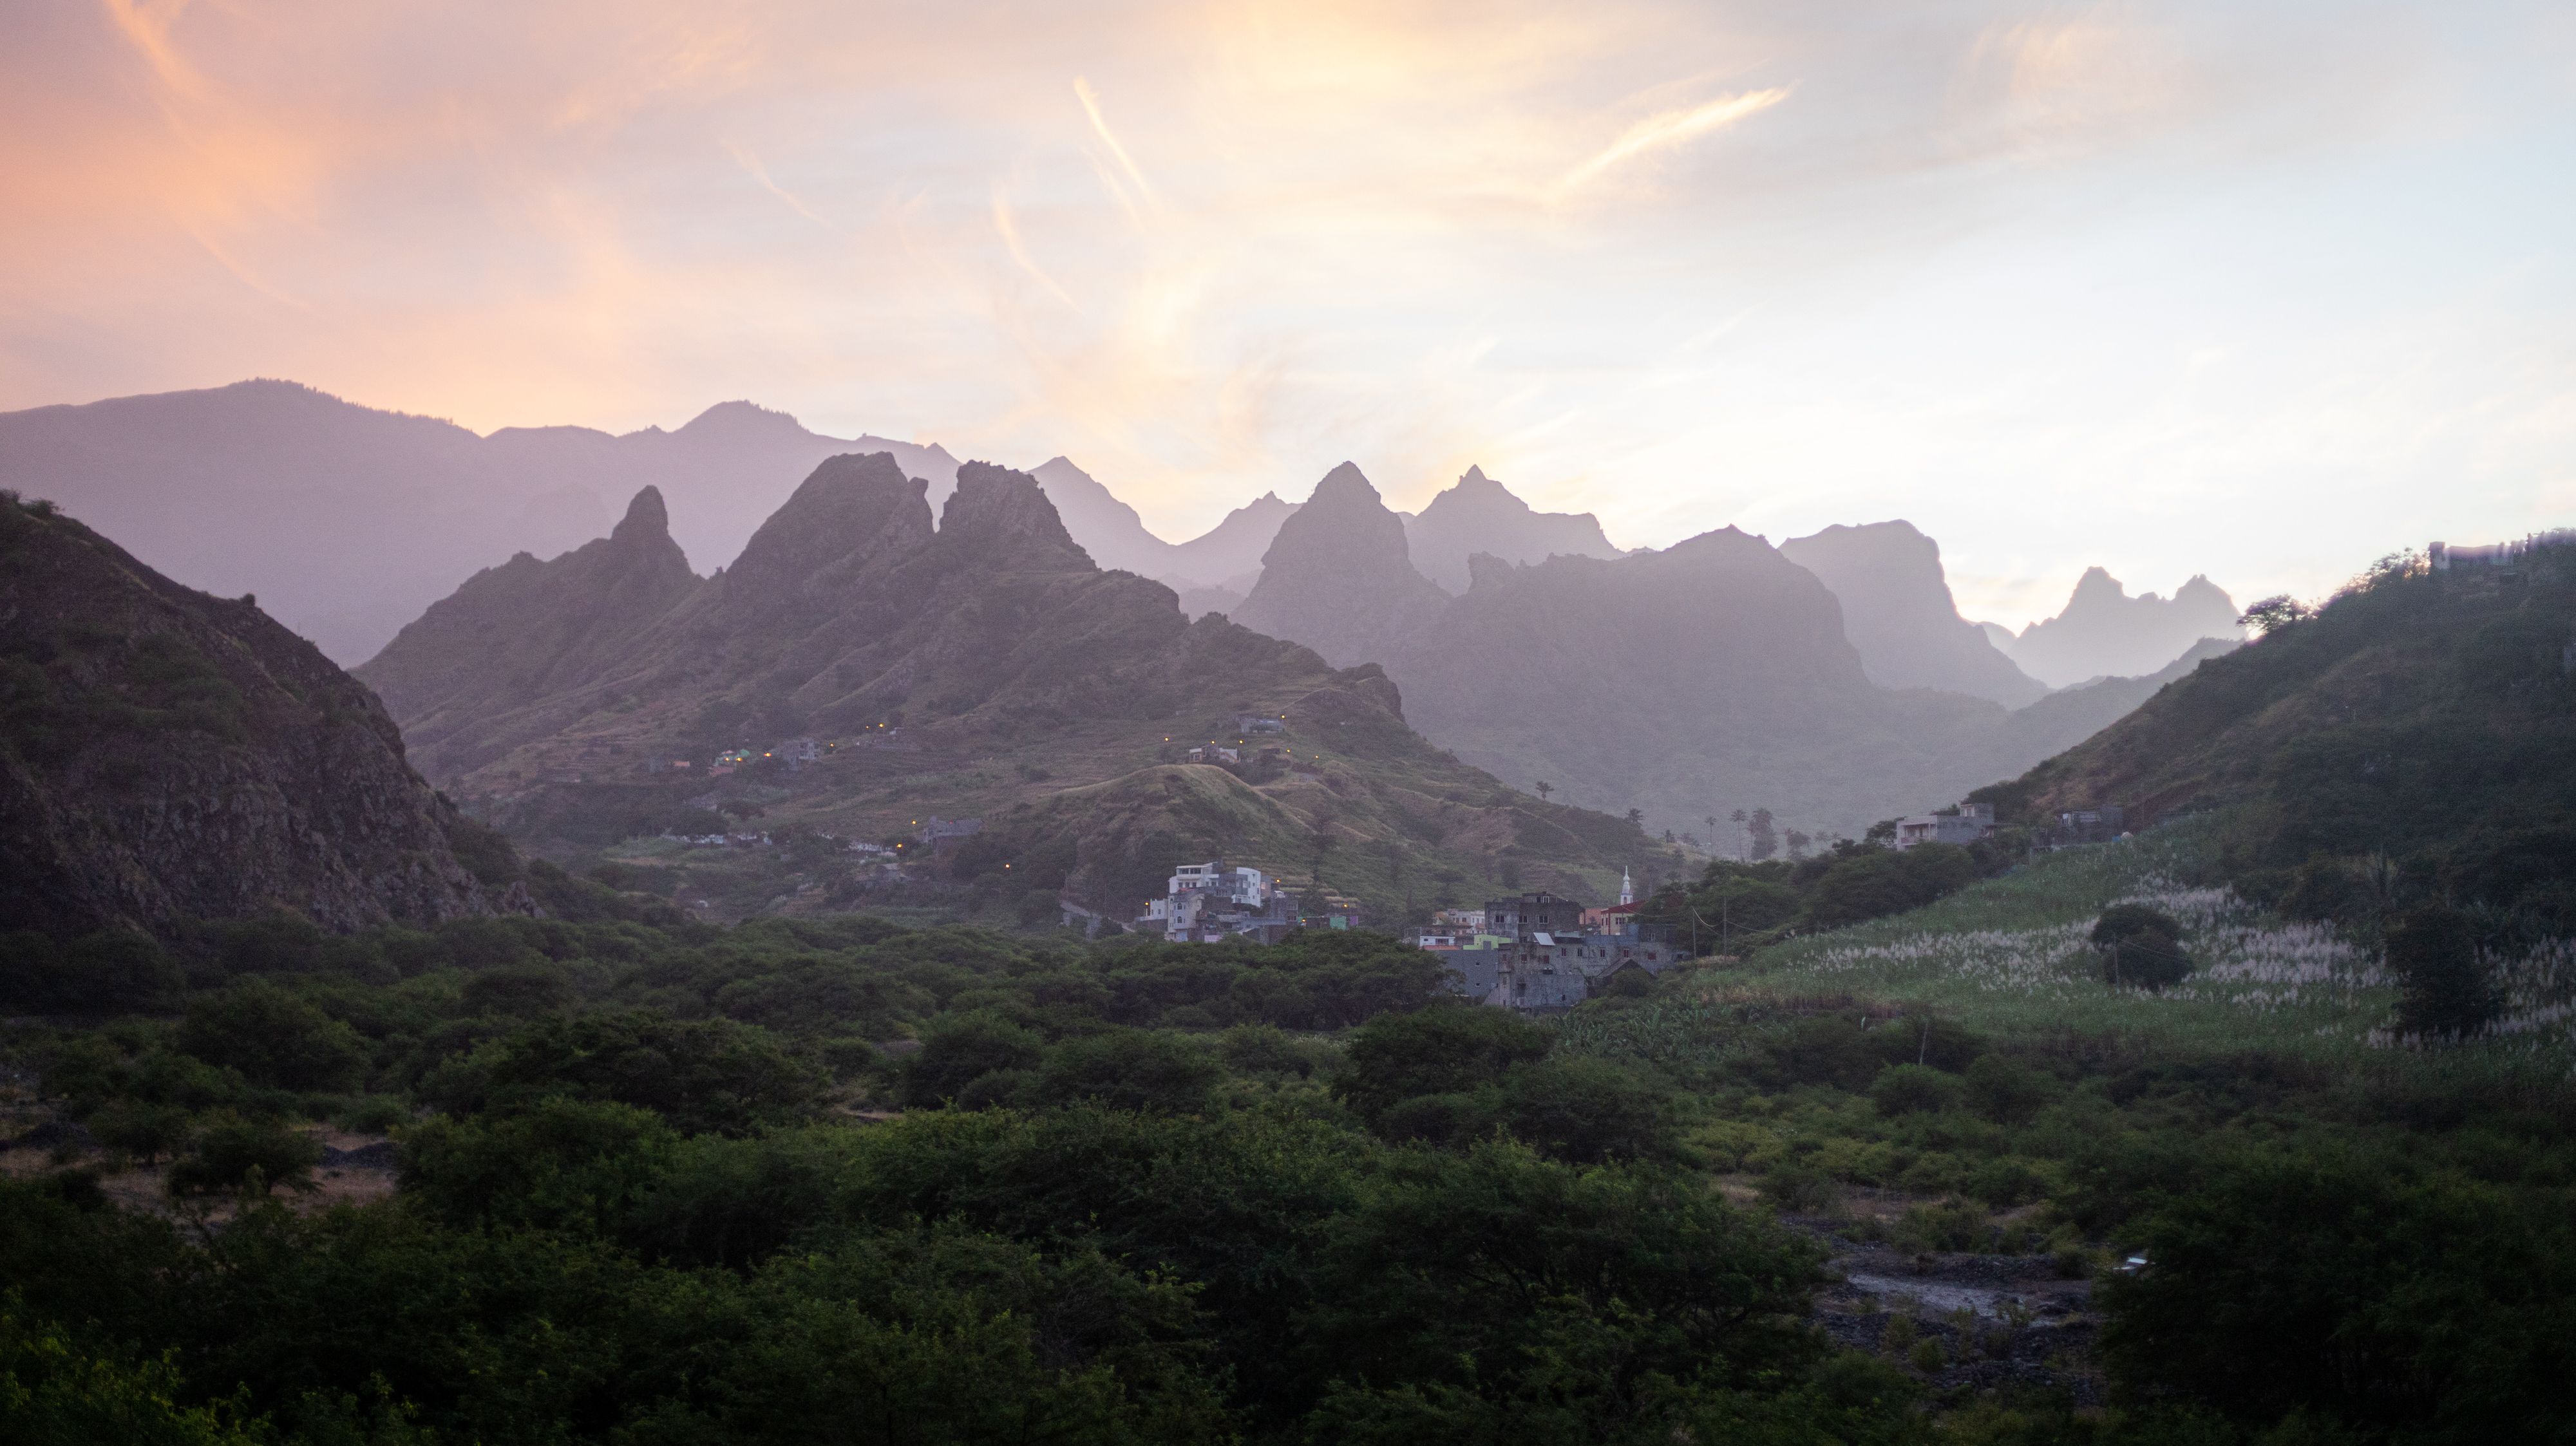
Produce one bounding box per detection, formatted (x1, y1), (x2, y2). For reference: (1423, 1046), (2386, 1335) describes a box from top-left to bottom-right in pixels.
(1972, 545), (2576, 931)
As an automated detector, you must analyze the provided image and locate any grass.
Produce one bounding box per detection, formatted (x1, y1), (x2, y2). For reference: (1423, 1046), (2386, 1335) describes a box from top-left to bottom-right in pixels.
(1564, 818), (2576, 1077)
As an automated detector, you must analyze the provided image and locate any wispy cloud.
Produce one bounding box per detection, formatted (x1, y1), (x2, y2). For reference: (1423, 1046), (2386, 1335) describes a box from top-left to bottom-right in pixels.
(726, 144), (828, 225)
(1074, 76), (1157, 212)
(1560, 86), (1792, 191)
(990, 183), (1077, 309)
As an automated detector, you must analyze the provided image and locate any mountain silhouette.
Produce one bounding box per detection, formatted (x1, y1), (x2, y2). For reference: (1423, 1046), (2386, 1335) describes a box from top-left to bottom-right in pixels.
(1401, 466), (1622, 593)
(1233, 464), (1452, 668)
(2006, 568), (2244, 688)
(0, 380), (957, 662)
(1779, 520), (2045, 706)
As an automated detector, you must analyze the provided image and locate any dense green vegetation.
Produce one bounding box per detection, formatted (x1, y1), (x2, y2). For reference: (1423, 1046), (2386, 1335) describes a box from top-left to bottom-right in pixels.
(3, 856), (2571, 1445)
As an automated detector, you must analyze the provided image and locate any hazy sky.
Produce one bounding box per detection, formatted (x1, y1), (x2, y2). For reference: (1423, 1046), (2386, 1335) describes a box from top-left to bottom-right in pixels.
(5, 1), (2572, 624)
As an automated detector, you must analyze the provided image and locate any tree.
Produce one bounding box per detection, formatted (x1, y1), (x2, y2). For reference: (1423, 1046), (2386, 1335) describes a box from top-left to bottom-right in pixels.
(1624, 807), (1643, 829)
(2092, 904), (2191, 990)
(1533, 782), (1553, 802)
(903, 1012), (1046, 1107)
(175, 981), (370, 1093)
(2239, 594), (2313, 635)
(1332, 1006), (1550, 1124)
(2386, 905), (2497, 1038)
(166, 1113), (322, 1196)
(1747, 809), (1777, 862)
(1037, 1030), (1221, 1114)
(1784, 829), (1812, 861)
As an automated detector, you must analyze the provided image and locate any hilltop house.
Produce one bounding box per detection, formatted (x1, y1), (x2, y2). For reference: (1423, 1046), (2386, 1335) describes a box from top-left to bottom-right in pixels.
(1140, 861), (1302, 943)
(1893, 801), (1995, 851)
(1233, 713), (1289, 735)
(915, 816), (983, 859)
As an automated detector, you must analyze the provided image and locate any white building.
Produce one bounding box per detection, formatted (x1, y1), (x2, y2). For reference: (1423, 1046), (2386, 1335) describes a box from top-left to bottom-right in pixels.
(1893, 800), (1995, 850)
(1141, 861), (1298, 943)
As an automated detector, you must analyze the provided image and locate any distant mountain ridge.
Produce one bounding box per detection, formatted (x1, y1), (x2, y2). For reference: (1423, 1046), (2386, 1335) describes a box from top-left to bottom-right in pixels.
(2002, 567), (2244, 688)
(1222, 473), (2242, 835)
(0, 493), (511, 938)
(1400, 466), (1623, 593)
(1779, 521), (2045, 708)
(0, 380), (959, 663)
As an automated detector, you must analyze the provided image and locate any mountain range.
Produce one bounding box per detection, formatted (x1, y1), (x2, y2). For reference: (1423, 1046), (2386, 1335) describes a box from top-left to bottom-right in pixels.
(1991, 567), (2244, 688)
(1220, 464), (2239, 836)
(0, 380), (958, 664)
(354, 456), (1671, 918)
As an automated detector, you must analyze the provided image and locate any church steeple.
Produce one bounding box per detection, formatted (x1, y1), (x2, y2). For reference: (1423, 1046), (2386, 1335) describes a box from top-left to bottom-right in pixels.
(1619, 867), (1633, 906)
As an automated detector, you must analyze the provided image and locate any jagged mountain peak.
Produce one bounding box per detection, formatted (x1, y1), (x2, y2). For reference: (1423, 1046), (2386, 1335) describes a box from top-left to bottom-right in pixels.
(941, 460), (1092, 570)
(611, 485), (670, 544)
(1404, 464), (1622, 594)
(724, 452), (933, 603)
(1778, 519), (2045, 708)
(1309, 460), (1381, 506)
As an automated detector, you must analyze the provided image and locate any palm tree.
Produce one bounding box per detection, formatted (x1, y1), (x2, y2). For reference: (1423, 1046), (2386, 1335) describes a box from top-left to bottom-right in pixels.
(1535, 781), (1555, 802)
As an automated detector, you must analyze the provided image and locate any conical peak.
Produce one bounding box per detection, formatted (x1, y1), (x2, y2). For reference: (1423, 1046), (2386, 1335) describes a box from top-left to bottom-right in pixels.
(675, 399), (806, 441)
(940, 461), (1090, 569)
(611, 485), (669, 545)
(1309, 462), (1381, 507)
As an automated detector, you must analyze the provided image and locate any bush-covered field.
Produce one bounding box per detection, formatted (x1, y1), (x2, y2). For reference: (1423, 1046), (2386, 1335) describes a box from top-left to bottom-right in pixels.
(5, 838), (2574, 1445)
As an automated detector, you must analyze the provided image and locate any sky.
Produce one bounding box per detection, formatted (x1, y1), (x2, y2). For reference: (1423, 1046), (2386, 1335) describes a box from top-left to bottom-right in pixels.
(3, 1), (2573, 626)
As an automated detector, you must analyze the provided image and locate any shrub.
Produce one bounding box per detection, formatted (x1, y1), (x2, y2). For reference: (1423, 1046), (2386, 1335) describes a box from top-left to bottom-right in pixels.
(84, 1101), (193, 1165)
(1963, 1054), (2059, 1125)
(903, 1012), (1046, 1108)
(167, 1114), (321, 1196)
(428, 1009), (821, 1135)
(1035, 1030), (1220, 1114)
(1331, 1005), (1549, 1123)
(1869, 1064), (1966, 1118)
(1760, 1161), (1841, 1214)
(173, 981), (370, 1093)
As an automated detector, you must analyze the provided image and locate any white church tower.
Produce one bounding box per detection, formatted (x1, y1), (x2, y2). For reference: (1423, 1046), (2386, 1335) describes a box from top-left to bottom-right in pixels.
(1618, 867), (1633, 906)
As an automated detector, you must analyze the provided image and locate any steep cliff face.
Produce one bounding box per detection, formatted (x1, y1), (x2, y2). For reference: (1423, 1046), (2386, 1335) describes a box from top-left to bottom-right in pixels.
(1233, 464), (1453, 669)
(1779, 520), (2045, 707)
(2007, 568), (2243, 688)
(0, 495), (503, 937)
(1402, 466), (1622, 594)
(356, 485), (702, 760)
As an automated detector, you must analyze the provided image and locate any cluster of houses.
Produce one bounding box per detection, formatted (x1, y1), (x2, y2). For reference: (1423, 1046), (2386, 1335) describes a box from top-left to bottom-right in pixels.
(1133, 861), (1364, 943)
(1415, 872), (1679, 1012)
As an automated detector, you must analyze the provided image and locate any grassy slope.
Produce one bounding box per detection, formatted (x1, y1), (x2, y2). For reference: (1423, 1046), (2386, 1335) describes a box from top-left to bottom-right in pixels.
(1566, 820), (2576, 1078)
(538, 690), (1672, 925)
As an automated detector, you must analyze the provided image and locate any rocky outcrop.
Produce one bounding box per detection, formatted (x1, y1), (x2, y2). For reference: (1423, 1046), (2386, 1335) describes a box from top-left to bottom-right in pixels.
(1779, 521), (2045, 707)
(1233, 464), (1454, 669)
(1402, 465), (1622, 594)
(0, 495), (504, 938)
